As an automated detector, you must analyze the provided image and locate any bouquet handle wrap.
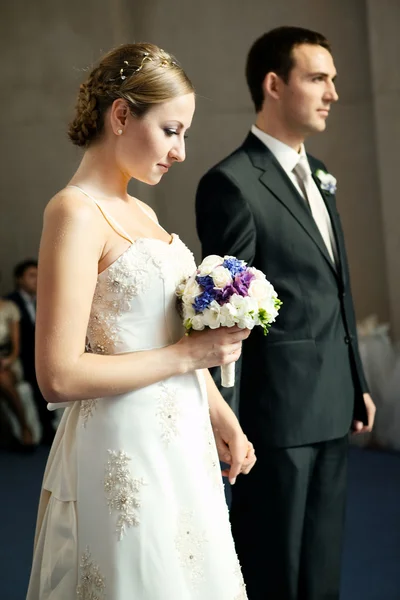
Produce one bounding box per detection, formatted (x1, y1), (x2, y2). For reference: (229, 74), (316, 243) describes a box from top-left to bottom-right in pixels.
(221, 362), (235, 388)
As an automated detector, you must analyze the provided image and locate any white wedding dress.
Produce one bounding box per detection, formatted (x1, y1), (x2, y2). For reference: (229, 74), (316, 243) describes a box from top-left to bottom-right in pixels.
(27, 188), (247, 600)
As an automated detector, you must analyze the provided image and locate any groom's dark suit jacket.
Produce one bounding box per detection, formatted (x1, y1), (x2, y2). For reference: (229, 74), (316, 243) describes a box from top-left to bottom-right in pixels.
(196, 132), (368, 449)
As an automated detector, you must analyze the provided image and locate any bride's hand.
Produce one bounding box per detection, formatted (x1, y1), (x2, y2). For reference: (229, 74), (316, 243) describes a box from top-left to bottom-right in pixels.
(176, 326), (250, 372)
(213, 426), (257, 484)
(238, 438), (257, 475)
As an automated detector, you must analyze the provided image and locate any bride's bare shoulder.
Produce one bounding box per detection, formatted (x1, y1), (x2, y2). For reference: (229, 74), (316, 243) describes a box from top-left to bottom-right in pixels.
(39, 187), (104, 261)
(44, 186), (99, 226)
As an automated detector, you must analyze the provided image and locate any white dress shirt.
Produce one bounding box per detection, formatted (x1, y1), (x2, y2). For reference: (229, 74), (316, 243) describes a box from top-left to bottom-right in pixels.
(19, 289), (36, 323)
(251, 125), (337, 264)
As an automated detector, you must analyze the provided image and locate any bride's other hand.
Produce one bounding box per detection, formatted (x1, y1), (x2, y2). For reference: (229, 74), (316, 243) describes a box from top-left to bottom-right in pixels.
(240, 439), (257, 475)
(218, 433), (257, 482)
(202, 368), (257, 485)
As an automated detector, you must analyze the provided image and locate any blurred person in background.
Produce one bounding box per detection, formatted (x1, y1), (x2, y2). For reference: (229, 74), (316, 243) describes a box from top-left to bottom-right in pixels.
(0, 296), (35, 447)
(7, 259), (55, 444)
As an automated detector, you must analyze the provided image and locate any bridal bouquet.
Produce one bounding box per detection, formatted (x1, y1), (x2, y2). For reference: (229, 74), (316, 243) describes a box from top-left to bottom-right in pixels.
(176, 255), (282, 387)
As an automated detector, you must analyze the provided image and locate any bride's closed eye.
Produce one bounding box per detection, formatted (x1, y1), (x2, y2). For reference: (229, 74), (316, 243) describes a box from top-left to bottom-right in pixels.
(164, 128), (189, 140)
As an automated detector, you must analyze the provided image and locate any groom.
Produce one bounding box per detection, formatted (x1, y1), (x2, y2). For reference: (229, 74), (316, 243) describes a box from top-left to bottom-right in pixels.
(196, 27), (375, 600)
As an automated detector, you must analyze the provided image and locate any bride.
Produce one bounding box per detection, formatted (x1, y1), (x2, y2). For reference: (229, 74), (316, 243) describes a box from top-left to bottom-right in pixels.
(26, 43), (255, 599)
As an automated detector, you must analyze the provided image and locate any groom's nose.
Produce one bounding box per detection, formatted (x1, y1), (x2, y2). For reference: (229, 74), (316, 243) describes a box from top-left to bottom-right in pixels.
(324, 80), (339, 103)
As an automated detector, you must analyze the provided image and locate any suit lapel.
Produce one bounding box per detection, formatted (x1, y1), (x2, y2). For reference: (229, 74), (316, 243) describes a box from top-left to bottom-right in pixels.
(244, 134), (338, 278)
(16, 291), (35, 326)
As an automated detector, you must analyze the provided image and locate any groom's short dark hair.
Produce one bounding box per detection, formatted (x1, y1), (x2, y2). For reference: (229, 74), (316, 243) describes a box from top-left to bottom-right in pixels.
(246, 26), (332, 112)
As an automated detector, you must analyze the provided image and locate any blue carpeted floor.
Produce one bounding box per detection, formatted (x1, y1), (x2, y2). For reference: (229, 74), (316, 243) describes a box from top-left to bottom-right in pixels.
(0, 446), (399, 599)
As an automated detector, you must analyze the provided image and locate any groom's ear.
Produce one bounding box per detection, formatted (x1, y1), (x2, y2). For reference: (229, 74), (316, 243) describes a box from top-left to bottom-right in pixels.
(263, 72), (282, 102)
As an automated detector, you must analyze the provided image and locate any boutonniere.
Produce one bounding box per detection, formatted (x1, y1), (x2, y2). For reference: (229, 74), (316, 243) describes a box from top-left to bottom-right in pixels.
(315, 169), (337, 195)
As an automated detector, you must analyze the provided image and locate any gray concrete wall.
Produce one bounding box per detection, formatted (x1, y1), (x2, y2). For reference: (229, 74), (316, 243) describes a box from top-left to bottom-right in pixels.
(366, 0), (400, 338)
(0, 0), (391, 332)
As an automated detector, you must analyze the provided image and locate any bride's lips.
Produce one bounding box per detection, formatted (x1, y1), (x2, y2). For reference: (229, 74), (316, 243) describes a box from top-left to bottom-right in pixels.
(157, 163), (171, 172)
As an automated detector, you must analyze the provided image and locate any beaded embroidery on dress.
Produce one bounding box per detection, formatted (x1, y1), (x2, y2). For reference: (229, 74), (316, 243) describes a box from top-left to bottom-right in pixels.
(26, 187), (247, 599)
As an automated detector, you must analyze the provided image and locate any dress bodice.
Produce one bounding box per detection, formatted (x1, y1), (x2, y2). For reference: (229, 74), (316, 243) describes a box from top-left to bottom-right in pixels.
(86, 234), (196, 355)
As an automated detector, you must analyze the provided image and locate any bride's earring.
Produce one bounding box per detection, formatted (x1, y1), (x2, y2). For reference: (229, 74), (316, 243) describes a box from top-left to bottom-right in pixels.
(117, 129), (123, 135)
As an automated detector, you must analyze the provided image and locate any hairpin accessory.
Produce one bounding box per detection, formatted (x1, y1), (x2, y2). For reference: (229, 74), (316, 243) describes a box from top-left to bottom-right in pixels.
(159, 49), (178, 68)
(117, 52), (177, 81)
(119, 60), (129, 80)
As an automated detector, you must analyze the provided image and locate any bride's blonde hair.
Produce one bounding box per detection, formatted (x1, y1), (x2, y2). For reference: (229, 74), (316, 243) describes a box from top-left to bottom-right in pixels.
(68, 43), (194, 148)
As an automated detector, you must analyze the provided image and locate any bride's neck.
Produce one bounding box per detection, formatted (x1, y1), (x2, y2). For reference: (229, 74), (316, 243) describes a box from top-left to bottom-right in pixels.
(70, 145), (130, 200)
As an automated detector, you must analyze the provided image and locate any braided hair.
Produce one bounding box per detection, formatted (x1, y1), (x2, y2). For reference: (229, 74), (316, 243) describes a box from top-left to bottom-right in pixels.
(68, 43), (193, 148)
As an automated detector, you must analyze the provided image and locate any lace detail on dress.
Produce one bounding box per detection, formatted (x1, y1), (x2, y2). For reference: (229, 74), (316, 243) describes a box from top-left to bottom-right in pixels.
(76, 547), (106, 599)
(80, 399), (98, 426)
(85, 235), (196, 356)
(167, 235), (197, 288)
(104, 450), (146, 541)
(156, 382), (180, 445)
(234, 558), (248, 599)
(87, 242), (162, 355)
(175, 510), (208, 589)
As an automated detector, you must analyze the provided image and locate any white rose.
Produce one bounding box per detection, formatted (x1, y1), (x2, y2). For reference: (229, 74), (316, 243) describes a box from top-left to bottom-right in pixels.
(198, 255), (224, 276)
(316, 169), (336, 186)
(182, 275), (202, 305)
(202, 301), (222, 329)
(248, 267), (266, 281)
(237, 314), (256, 329)
(191, 315), (205, 331)
(248, 279), (275, 304)
(220, 303), (237, 327)
(227, 295), (257, 329)
(229, 293), (246, 312)
(230, 294), (258, 316)
(258, 297), (279, 323)
(210, 266), (232, 289)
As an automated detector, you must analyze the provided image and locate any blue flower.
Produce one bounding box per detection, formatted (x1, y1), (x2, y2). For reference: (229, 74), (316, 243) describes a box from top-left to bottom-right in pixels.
(222, 257), (246, 276)
(193, 290), (215, 313)
(196, 275), (215, 291)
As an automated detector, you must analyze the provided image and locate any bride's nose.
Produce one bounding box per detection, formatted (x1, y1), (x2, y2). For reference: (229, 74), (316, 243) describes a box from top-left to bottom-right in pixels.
(169, 138), (186, 163)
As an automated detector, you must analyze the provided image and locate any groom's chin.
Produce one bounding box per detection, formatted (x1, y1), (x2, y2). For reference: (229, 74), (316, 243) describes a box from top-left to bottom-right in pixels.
(315, 118), (328, 131)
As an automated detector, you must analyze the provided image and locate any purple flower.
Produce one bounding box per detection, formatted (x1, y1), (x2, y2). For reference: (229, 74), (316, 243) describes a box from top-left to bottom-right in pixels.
(232, 270), (255, 296)
(233, 281), (249, 297)
(238, 270), (255, 286)
(222, 257), (246, 277)
(215, 285), (236, 304)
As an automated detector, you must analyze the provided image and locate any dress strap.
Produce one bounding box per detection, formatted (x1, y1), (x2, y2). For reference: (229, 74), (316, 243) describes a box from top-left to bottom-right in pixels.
(67, 185), (134, 244)
(136, 199), (170, 236)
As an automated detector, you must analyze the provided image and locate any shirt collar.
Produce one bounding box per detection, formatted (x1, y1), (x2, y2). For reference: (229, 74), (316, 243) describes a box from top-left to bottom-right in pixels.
(19, 289), (35, 305)
(251, 125), (308, 174)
